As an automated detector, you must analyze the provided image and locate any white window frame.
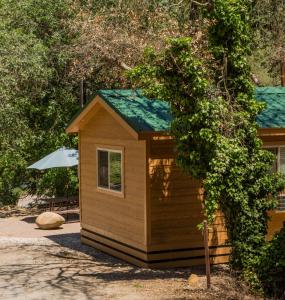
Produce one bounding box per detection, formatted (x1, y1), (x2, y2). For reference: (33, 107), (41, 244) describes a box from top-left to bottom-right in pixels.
(264, 145), (285, 211)
(96, 147), (124, 196)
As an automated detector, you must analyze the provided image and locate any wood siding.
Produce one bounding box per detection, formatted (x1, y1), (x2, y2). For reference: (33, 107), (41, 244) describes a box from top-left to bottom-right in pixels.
(147, 133), (285, 266)
(80, 106), (147, 250)
(147, 137), (230, 266)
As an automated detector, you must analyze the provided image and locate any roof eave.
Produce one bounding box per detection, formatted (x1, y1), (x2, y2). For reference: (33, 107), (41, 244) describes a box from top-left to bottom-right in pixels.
(138, 130), (171, 140)
(138, 127), (285, 140)
(258, 127), (285, 136)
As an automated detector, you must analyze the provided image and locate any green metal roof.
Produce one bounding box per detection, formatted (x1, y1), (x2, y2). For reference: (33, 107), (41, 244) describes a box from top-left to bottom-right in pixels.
(98, 90), (171, 132)
(69, 88), (285, 133)
(256, 87), (285, 128)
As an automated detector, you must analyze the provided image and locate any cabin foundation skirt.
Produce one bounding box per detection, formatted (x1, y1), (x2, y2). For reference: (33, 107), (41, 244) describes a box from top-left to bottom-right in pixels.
(81, 228), (230, 268)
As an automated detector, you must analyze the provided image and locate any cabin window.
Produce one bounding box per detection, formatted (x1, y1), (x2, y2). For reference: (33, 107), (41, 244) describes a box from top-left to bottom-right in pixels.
(266, 147), (285, 175)
(97, 149), (122, 192)
(266, 146), (285, 211)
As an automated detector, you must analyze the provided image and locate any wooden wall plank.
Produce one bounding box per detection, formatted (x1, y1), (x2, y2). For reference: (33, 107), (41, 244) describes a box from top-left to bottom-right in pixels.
(148, 136), (285, 258)
(267, 211), (285, 239)
(148, 138), (229, 255)
(80, 106), (147, 249)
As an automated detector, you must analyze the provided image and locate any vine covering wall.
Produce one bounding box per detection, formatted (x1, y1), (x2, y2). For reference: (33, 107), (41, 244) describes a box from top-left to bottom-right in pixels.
(129, 0), (285, 295)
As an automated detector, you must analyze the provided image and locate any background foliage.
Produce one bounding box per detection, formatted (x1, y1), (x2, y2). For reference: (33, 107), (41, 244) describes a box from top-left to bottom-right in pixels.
(0, 0), (79, 202)
(250, 0), (285, 85)
(0, 1), (285, 295)
(0, 0), (201, 202)
(1, 0), (285, 204)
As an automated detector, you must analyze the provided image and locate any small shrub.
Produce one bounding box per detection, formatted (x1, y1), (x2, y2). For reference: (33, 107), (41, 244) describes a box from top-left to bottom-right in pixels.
(36, 167), (78, 197)
(258, 225), (285, 298)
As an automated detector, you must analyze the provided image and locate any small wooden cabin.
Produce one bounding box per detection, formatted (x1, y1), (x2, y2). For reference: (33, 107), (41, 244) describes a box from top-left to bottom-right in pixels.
(67, 87), (285, 268)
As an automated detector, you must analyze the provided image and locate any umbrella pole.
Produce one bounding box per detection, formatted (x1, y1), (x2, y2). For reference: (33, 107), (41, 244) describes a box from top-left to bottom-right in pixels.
(66, 173), (69, 222)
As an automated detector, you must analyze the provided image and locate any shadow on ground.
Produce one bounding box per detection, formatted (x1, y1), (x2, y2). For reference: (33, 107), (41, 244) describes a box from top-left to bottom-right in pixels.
(46, 232), (203, 281)
(0, 233), (190, 300)
(0, 232), (246, 300)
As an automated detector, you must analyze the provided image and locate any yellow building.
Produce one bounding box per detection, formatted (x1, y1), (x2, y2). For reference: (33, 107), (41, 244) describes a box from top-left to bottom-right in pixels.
(67, 88), (285, 268)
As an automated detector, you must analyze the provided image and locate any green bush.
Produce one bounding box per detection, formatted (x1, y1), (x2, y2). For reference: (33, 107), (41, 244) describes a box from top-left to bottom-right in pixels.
(258, 225), (285, 298)
(36, 168), (78, 198)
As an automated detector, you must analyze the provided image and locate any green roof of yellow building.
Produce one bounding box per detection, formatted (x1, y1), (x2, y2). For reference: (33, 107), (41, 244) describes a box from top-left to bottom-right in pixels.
(256, 87), (285, 128)
(97, 90), (171, 132)
(68, 87), (285, 133)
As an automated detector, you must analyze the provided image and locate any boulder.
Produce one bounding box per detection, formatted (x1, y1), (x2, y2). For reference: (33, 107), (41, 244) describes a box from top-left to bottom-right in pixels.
(36, 212), (65, 229)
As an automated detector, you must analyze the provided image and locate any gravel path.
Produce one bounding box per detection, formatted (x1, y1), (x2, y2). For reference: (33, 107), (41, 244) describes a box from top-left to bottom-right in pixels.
(0, 217), (259, 300)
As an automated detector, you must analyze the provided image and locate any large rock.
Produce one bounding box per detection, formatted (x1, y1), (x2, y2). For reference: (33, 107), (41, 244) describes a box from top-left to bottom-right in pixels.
(36, 212), (65, 229)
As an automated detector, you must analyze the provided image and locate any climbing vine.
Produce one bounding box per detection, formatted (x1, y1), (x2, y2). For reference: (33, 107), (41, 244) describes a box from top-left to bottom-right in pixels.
(129, 0), (285, 293)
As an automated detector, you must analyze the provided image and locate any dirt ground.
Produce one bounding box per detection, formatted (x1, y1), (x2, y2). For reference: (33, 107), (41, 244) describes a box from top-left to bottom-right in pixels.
(0, 216), (261, 300)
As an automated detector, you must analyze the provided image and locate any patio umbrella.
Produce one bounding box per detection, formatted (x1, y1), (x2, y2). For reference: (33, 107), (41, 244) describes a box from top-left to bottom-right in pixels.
(27, 147), (78, 170)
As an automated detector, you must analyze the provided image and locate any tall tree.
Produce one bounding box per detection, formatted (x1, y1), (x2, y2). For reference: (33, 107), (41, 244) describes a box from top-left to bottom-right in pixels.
(250, 0), (285, 85)
(0, 0), (79, 202)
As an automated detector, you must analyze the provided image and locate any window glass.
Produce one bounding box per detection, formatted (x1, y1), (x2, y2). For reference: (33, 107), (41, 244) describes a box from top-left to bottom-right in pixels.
(98, 150), (108, 188)
(109, 152), (122, 191)
(97, 149), (122, 193)
(267, 148), (278, 173)
(280, 147), (285, 174)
